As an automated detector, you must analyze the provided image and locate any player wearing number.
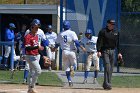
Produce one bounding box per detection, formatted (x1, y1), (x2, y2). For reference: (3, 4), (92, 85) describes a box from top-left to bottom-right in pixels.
(53, 20), (86, 87)
(80, 29), (99, 84)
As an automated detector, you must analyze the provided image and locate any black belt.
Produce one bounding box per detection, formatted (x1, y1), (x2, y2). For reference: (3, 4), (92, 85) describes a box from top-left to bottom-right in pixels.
(87, 51), (96, 54)
(105, 48), (115, 50)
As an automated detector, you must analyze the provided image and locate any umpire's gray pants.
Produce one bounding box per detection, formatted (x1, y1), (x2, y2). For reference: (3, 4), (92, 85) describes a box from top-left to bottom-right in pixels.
(25, 55), (41, 88)
(102, 49), (115, 87)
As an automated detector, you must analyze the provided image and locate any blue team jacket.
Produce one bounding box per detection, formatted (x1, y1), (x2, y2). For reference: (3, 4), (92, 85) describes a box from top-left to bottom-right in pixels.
(5, 28), (15, 42)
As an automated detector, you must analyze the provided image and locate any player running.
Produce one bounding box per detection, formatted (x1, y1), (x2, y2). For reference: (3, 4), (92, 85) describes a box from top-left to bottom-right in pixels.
(23, 19), (49, 84)
(53, 20), (86, 87)
(80, 29), (99, 84)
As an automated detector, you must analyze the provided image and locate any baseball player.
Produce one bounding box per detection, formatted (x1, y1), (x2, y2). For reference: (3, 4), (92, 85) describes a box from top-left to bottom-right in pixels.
(80, 29), (99, 84)
(23, 19), (49, 84)
(3, 23), (16, 69)
(15, 24), (27, 70)
(53, 20), (86, 87)
(24, 19), (49, 93)
(45, 25), (57, 70)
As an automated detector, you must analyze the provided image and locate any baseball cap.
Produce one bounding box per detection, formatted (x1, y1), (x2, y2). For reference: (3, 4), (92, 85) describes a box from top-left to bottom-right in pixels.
(107, 19), (115, 25)
(47, 25), (52, 29)
(85, 29), (92, 34)
(9, 23), (16, 28)
(63, 20), (71, 30)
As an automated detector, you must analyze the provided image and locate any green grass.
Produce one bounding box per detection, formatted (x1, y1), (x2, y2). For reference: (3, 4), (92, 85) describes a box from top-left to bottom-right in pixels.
(97, 76), (140, 88)
(0, 70), (63, 87)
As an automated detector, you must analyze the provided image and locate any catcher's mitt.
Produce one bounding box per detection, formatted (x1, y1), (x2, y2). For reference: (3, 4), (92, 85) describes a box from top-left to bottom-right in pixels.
(117, 57), (124, 66)
(43, 56), (51, 68)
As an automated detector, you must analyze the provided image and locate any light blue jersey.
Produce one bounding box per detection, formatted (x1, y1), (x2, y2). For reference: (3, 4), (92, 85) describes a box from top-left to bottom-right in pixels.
(81, 36), (98, 52)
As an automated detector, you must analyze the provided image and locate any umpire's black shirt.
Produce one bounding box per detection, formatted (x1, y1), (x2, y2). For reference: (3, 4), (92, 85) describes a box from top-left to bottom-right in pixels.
(96, 27), (119, 52)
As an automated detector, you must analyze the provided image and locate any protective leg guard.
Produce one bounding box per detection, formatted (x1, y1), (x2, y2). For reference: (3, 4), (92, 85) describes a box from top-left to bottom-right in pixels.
(84, 71), (89, 79)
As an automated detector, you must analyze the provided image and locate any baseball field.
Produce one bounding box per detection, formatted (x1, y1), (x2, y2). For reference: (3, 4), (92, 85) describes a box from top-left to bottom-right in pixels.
(0, 70), (140, 93)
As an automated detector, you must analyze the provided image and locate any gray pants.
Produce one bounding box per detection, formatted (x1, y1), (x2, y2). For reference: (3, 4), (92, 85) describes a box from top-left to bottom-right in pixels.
(102, 49), (115, 88)
(25, 55), (41, 88)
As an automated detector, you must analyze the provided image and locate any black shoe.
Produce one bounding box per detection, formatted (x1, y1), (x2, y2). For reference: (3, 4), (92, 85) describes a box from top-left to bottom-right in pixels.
(36, 82), (39, 85)
(69, 81), (73, 87)
(83, 79), (87, 84)
(103, 86), (112, 90)
(103, 83), (112, 90)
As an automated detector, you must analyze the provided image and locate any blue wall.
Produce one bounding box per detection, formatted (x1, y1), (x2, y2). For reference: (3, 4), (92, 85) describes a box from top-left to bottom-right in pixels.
(65, 0), (118, 35)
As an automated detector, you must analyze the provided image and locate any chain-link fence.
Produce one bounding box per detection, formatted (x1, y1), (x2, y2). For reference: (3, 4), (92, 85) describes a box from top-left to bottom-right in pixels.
(64, 0), (140, 73)
(119, 13), (140, 73)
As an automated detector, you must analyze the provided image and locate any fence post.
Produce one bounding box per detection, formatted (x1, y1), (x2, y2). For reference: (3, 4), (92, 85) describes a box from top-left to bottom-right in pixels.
(10, 41), (14, 71)
(59, 0), (63, 70)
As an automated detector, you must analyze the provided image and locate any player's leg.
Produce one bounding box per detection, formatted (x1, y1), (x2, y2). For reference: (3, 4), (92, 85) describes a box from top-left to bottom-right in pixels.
(108, 50), (115, 84)
(93, 53), (100, 84)
(46, 46), (52, 71)
(63, 50), (73, 87)
(102, 51), (112, 89)
(83, 53), (92, 84)
(3, 46), (11, 69)
(23, 62), (29, 84)
(27, 55), (41, 93)
(69, 51), (77, 78)
(51, 51), (56, 70)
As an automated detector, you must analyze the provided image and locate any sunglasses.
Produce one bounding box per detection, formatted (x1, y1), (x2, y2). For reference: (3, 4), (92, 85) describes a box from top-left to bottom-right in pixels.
(110, 23), (115, 25)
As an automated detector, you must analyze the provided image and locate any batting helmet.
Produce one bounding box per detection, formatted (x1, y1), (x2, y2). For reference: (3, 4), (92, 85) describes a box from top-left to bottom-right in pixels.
(9, 23), (16, 28)
(63, 20), (71, 30)
(31, 19), (41, 26)
(85, 29), (92, 39)
(85, 29), (92, 34)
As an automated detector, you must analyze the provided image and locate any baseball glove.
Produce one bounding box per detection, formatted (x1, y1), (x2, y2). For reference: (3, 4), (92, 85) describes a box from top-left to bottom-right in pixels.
(117, 57), (124, 66)
(43, 56), (51, 68)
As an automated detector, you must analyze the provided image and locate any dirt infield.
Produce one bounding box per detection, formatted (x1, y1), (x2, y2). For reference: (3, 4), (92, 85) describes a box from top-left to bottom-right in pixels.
(0, 84), (139, 93)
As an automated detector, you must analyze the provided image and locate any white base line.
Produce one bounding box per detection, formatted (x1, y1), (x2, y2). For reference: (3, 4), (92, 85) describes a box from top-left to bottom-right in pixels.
(0, 89), (27, 93)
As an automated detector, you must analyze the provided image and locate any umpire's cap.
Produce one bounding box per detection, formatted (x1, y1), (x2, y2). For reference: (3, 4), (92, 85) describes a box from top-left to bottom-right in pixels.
(31, 19), (41, 26)
(63, 20), (71, 30)
(9, 23), (16, 28)
(85, 29), (92, 34)
(107, 19), (115, 24)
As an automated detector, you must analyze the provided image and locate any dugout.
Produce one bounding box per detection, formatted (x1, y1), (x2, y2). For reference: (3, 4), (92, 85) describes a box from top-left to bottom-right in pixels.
(0, 4), (59, 69)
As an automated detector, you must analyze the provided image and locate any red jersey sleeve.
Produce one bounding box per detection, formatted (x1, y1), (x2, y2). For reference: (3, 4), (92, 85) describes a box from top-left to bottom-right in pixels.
(24, 34), (31, 47)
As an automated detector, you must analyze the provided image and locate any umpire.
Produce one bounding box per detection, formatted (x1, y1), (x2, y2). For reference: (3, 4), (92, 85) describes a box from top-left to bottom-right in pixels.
(96, 19), (122, 90)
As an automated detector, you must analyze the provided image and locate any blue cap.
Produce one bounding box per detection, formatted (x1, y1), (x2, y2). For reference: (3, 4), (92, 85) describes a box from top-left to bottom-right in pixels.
(85, 29), (92, 34)
(47, 25), (52, 29)
(63, 20), (71, 30)
(9, 23), (16, 28)
(31, 19), (41, 26)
